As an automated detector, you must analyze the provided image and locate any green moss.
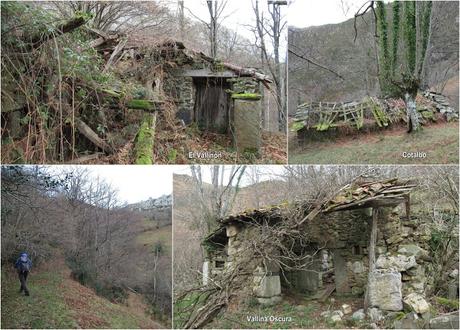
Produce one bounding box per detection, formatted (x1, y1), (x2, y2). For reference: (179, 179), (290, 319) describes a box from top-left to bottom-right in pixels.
(355, 107), (364, 129)
(101, 89), (122, 97)
(370, 101), (389, 127)
(420, 109), (436, 121)
(314, 122), (337, 131)
(435, 297), (459, 310)
(394, 311), (407, 321)
(126, 99), (154, 110)
(231, 93), (261, 100)
(291, 121), (306, 132)
(167, 149), (177, 163)
(134, 116), (155, 164)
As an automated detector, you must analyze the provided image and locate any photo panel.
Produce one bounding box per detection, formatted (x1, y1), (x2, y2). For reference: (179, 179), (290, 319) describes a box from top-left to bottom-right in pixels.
(288, 0), (459, 164)
(173, 164), (459, 329)
(1, 165), (173, 329)
(1, 0), (288, 165)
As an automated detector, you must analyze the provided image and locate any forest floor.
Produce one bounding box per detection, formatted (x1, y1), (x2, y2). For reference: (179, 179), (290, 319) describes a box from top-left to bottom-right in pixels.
(75, 128), (287, 165)
(1, 254), (163, 329)
(289, 121), (459, 164)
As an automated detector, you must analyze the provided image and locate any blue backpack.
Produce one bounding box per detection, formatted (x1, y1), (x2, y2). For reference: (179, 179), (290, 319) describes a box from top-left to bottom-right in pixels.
(16, 253), (32, 272)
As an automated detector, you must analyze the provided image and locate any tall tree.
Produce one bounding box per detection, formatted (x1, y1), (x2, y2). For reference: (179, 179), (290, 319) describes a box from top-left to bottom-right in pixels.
(189, 165), (246, 233)
(206, 0), (228, 58)
(252, 0), (288, 132)
(369, 1), (433, 132)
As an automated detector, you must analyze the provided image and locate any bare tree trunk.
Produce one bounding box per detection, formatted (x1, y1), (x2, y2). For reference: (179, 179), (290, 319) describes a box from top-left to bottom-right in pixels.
(405, 92), (421, 132)
(207, 0), (218, 58)
(178, 0), (185, 40)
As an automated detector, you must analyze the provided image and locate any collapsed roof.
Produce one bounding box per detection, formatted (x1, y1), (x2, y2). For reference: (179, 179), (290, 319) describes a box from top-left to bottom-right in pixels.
(87, 28), (273, 85)
(204, 178), (416, 246)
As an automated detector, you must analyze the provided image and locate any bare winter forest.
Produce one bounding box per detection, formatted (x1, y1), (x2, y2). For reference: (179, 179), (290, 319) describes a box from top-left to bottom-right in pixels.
(1, 1), (287, 165)
(1, 166), (172, 328)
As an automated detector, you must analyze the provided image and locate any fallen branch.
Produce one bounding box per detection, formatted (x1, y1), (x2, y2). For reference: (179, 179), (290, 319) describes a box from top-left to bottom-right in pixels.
(28, 16), (88, 49)
(288, 48), (344, 80)
(75, 118), (114, 154)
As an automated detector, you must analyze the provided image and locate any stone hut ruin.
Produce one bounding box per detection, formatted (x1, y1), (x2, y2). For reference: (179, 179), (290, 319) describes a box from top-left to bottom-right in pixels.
(293, 92), (459, 142)
(202, 178), (457, 325)
(106, 36), (273, 154)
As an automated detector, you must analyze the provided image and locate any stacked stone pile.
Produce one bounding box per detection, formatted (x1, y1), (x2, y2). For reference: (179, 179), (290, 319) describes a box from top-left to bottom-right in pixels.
(423, 91), (459, 122)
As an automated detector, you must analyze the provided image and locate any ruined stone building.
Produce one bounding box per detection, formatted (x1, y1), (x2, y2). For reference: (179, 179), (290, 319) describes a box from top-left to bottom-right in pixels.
(202, 179), (459, 323)
(112, 38), (274, 153)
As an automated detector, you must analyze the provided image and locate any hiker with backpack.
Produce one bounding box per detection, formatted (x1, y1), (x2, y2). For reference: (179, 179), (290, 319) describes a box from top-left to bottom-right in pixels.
(15, 252), (32, 296)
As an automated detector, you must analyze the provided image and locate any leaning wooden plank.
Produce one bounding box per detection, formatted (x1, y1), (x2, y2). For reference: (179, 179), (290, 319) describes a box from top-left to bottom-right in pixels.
(75, 118), (114, 154)
(104, 38), (128, 72)
(133, 113), (157, 164)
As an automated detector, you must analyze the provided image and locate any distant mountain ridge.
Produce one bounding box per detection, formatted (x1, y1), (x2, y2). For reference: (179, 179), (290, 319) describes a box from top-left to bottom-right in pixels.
(127, 194), (172, 211)
(288, 1), (459, 114)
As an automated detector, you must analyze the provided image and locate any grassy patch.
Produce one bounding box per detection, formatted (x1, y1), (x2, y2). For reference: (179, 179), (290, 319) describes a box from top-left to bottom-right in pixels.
(289, 122), (458, 164)
(1, 260), (160, 329)
(1, 269), (77, 329)
(136, 224), (172, 251)
(434, 296), (459, 312)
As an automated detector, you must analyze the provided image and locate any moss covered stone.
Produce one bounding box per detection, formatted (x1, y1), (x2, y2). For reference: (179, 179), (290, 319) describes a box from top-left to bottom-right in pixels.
(133, 114), (156, 164)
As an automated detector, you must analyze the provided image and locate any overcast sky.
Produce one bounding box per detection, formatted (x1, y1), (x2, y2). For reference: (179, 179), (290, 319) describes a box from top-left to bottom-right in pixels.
(173, 165), (286, 187)
(178, 0), (288, 59)
(49, 165), (173, 203)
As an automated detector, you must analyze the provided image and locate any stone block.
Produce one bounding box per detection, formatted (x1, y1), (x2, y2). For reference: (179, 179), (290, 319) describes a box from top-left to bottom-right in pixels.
(342, 304), (352, 314)
(393, 311), (423, 329)
(367, 308), (384, 322)
(352, 261), (365, 273)
(368, 270), (403, 311)
(352, 309), (365, 321)
(257, 296), (282, 305)
(429, 312), (460, 329)
(202, 260), (210, 285)
(233, 98), (261, 154)
(226, 224), (240, 237)
(403, 293), (430, 314)
(253, 275), (281, 298)
(376, 254), (417, 272)
(397, 244), (430, 261)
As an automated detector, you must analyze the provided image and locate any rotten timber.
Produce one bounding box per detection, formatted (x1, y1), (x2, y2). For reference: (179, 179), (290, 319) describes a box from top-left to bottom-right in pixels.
(75, 118), (114, 154)
(364, 207), (379, 311)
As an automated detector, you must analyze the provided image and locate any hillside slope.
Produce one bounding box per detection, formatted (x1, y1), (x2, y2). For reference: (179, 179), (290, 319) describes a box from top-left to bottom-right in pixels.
(288, 1), (459, 112)
(1, 254), (163, 329)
